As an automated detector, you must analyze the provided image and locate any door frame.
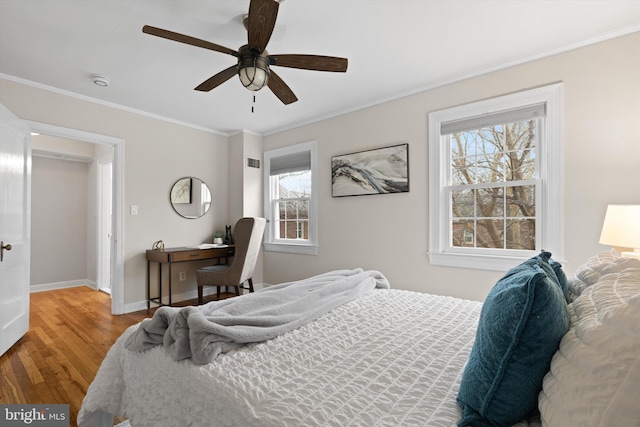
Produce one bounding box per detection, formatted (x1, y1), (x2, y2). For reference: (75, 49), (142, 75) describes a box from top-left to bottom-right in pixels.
(25, 120), (125, 315)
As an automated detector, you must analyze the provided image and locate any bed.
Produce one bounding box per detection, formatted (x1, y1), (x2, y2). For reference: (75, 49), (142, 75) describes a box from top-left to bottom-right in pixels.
(78, 251), (640, 427)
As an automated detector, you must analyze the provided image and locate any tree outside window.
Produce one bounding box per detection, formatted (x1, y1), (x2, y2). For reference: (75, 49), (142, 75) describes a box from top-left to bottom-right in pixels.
(449, 120), (537, 251)
(275, 170), (310, 240)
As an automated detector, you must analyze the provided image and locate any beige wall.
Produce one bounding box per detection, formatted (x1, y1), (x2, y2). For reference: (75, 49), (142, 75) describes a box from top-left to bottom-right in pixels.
(32, 134), (96, 159)
(262, 32), (640, 301)
(1, 32), (638, 307)
(0, 79), (231, 308)
(31, 156), (89, 286)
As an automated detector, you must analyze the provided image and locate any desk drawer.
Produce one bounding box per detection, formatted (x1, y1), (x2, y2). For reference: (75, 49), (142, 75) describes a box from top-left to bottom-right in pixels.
(168, 248), (233, 262)
(171, 250), (214, 262)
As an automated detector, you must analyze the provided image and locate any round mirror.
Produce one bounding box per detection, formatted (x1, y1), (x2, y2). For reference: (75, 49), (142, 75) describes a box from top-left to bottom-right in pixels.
(170, 177), (212, 219)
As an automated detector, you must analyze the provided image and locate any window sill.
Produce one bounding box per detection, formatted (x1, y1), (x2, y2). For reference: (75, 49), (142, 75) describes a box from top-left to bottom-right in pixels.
(264, 242), (317, 255)
(428, 251), (536, 272)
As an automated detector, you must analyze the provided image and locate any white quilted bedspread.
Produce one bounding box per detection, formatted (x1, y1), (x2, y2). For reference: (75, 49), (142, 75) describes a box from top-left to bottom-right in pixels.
(79, 289), (536, 427)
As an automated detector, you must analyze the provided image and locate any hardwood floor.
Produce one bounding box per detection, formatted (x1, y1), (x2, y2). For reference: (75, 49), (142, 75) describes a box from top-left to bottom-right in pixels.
(0, 286), (227, 426)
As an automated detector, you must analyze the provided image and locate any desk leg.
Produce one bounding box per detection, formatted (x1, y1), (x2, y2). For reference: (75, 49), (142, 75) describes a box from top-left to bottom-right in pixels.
(147, 260), (151, 309)
(147, 261), (172, 308)
(159, 263), (163, 306)
(168, 262), (172, 306)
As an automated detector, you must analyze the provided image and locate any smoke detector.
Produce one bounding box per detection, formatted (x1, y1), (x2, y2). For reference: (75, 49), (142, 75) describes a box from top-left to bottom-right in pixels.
(90, 74), (110, 87)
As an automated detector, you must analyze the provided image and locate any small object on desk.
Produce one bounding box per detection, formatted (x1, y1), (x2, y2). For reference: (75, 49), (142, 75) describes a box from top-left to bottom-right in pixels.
(152, 240), (164, 250)
(213, 230), (224, 245)
(189, 244), (228, 249)
(224, 225), (234, 245)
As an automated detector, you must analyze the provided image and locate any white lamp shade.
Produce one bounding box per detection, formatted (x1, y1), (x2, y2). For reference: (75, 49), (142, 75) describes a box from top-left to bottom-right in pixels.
(599, 205), (640, 249)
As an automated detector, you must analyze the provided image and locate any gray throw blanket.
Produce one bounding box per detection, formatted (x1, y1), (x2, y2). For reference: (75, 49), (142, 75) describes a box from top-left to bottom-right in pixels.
(125, 269), (390, 365)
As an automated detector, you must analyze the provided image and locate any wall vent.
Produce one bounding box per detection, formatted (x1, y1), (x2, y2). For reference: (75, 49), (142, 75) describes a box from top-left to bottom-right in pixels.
(247, 157), (260, 169)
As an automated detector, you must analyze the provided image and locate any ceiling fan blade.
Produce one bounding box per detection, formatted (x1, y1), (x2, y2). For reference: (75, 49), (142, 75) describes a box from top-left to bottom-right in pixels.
(247, 0), (279, 52)
(268, 54), (348, 72)
(143, 25), (238, 57)
(194, 65), (238, 92)
(267, 70), (298, 105)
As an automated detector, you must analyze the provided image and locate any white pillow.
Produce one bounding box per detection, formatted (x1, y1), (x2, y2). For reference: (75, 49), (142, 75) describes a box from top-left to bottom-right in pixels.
(538, 258), (640, 426)
(565, 249), (620, 302)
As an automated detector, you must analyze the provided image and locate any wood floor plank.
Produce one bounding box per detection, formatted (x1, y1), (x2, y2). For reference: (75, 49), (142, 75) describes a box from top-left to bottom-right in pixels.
(17, 344), (45, 385)
(0, 370), (25, 403)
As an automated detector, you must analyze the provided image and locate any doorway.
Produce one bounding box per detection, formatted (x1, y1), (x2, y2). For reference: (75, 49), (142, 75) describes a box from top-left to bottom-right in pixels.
(25, 120), (125, 315)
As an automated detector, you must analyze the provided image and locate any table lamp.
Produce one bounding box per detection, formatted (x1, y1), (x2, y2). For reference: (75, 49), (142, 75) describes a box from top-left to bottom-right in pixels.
(599, 204), (640, 259)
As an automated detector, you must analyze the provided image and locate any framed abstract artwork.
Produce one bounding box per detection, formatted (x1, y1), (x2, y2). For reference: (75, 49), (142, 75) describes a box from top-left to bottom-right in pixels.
(331, 143), (409, 197)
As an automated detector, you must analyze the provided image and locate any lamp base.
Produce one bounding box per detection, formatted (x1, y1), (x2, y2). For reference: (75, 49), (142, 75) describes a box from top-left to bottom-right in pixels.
(621, 249), (640, 260)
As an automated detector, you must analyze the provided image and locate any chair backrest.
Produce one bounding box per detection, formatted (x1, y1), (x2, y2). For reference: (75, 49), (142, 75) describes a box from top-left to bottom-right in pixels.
(226, 217), (266, 284)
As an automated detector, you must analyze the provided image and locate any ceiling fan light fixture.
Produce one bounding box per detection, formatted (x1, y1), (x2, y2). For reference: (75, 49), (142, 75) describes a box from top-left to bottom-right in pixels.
(237, 47), (270, 91)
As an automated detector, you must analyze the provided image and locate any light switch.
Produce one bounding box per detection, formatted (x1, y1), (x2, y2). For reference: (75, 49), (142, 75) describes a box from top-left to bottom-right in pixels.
(130, 205), (139, 215)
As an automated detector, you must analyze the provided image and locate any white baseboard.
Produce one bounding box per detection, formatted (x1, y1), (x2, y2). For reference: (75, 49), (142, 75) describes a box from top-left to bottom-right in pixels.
(122, 300), (150, 314)
(30, 279), (96, 293)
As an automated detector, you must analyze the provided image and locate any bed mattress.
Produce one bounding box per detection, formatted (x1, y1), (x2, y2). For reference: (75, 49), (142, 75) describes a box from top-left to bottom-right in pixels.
(79, 289), (535, 426)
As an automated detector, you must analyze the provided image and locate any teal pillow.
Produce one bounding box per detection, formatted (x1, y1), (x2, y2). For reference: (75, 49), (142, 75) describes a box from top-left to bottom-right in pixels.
(457, 252), (569, 427)
(549, 258), (567, 295)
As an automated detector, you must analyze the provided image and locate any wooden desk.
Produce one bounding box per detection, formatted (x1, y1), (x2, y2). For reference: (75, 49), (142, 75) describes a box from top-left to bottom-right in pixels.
(146, 245), (235, 308)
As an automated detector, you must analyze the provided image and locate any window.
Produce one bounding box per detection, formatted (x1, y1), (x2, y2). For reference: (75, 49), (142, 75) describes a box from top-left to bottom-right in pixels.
(428, 84), (563, 271)
(275, 170), (310, 240)
(263, 141), (317, 255)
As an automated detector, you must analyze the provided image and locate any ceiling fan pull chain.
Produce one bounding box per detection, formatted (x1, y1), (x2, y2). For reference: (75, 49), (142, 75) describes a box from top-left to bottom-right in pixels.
(252, 93), (256, 113)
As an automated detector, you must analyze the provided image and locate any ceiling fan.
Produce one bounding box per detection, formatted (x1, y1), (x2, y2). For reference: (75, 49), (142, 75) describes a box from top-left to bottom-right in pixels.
(142, 0), (348, 105)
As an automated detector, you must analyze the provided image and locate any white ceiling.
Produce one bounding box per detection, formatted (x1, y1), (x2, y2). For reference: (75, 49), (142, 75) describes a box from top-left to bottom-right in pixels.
(1, 0), (639, 136)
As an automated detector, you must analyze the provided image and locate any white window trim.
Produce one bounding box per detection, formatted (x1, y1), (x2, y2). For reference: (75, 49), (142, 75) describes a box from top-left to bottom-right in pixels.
(263, 140), (318, 255)
(428, 83), (564, 271)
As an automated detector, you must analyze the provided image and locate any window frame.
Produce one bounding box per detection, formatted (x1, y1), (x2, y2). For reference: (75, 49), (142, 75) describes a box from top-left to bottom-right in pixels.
(263, 140), (318, 255)
(428, 84), (564, 271)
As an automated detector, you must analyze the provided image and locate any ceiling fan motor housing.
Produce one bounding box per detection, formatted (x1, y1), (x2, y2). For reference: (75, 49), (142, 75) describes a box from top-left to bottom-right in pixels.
(237, 45), (270, 91)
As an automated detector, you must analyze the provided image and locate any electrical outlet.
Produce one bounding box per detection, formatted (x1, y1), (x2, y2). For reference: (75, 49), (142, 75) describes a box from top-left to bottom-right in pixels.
(178, 271), (186, 281)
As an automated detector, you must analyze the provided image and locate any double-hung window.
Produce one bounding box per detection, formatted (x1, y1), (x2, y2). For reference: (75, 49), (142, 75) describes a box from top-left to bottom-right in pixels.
(263, 141), (317, 255)
(428, 84), (563, 271)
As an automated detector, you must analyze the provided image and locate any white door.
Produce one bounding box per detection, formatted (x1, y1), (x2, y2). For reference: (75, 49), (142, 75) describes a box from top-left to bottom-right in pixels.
(0, 103), (31, 357)
(98, 160), (112, 293)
